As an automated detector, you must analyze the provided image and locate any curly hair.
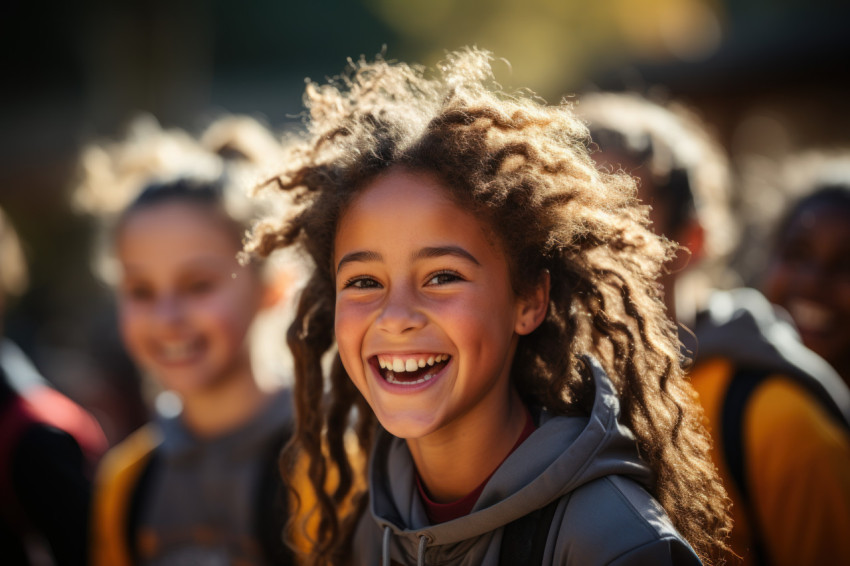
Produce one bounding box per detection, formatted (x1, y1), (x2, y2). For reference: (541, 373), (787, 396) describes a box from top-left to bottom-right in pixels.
(72, 113), (291, 277)
(577, 93), (737, 281)
(246, 48), (731, 565)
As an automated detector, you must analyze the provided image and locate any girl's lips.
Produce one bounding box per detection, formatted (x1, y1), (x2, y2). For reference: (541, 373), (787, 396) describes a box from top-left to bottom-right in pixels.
(787, 299), (833, 333)
(369, 354), (452, 390)
(151, 337), (206, 366)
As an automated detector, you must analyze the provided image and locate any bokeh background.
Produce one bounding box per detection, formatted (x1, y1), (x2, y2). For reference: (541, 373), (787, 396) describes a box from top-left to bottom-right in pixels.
(2, 0), (848, 443)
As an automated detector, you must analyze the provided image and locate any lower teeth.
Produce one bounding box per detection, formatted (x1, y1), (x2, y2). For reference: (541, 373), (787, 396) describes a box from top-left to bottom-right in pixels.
(385, 371), (435, 385)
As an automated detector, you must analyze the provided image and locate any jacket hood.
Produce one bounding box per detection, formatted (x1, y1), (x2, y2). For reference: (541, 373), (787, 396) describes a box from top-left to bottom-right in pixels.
(693, 288), (850, 425)
(366, 356), (652, 563)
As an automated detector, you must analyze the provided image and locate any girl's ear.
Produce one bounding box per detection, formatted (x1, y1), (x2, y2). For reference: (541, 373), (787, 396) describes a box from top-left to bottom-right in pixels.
(515, 271), (550, 336)
(671, 218), (706, 272)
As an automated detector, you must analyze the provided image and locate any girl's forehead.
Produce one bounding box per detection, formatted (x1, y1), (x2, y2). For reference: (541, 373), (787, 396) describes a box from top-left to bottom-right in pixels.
(342, 168), (472, 225)
(334, 168), (507, 262)
(117, 201), (246, 267)
(359, 168), (449, 200)
(339, 170), (494, 243)
(783, 199), (847, 239)
(120, 199), (242, 245)
(794, 196), (850, 219)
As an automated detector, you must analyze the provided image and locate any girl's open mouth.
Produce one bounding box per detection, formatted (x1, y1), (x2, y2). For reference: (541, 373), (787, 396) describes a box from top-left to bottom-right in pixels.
(372, 354), (451, 386)
(153, 337), (206, 366)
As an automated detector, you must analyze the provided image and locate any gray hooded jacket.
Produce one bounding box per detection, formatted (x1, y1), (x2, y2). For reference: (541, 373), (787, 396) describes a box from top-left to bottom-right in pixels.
(352, 357), (701, 566)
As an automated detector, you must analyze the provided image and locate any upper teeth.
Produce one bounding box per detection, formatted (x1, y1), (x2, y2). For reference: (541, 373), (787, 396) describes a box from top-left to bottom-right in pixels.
(378, 354), (449, 372)
(160, 342), (195, 360)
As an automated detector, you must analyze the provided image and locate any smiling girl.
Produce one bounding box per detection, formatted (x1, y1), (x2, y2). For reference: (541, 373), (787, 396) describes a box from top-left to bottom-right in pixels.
(248, 49), (731, 565)
(763, 174), (850, 386)
(77, 117), (298, 566)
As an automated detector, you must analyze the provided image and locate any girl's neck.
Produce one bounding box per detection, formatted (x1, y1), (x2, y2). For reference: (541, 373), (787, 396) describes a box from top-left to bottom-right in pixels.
(179, 362), (269, 438)
(407, 387), (528, 503)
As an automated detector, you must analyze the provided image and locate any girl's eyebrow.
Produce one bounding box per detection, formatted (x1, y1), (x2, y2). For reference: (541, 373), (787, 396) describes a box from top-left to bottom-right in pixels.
(415, 246), (480, 266)
(122, 255), (235, 274)
(336, 250), (382, 274)
(336, 246), (479, 274)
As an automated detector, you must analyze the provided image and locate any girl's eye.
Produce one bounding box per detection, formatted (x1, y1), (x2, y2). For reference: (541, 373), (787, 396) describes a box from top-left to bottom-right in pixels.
(185, 279), (215, 296)
(779, 240), (809, 264)
(344, 276), (381, 290)
(426, 270), (463, 286)
(124, 285), (154, 303)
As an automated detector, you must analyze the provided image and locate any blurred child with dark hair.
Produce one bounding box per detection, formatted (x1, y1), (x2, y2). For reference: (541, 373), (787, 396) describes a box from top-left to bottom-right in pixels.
(762, 153), (850, 387)
(580, 93), (850, 566)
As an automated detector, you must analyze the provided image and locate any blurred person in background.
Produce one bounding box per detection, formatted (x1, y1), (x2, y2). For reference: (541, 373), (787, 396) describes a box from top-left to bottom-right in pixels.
(76, 115), (300, 566)
(761, 154), (850, 388)
(579, 92), (850, 566)
(0, 206), (108, 566)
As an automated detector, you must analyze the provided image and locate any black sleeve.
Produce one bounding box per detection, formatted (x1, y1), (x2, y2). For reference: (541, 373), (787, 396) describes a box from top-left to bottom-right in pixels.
(12, 424), (92, 566)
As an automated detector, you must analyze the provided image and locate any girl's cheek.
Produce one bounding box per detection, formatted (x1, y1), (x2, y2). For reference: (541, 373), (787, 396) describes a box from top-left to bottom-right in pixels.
(762, 264), (787, 301)
(117, 302), (144, 329)
(334, 321), (356, 359)
(335, 318), (362, 369)
(335, 301), (362, 333)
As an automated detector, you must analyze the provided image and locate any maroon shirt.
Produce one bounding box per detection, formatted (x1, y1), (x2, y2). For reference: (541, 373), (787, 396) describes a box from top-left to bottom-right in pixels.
(416, 408), (536, 524)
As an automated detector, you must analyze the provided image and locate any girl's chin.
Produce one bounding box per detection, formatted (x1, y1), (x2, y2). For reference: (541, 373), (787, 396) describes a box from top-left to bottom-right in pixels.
(156, 371), (230, 398)
(369, 396), (446, 439)
(376, 416), (441, 440)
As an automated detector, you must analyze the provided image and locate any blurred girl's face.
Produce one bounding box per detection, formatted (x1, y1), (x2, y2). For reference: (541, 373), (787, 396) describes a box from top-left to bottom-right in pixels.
(116, 201), (263, 397)
(763, 199), (850, 371)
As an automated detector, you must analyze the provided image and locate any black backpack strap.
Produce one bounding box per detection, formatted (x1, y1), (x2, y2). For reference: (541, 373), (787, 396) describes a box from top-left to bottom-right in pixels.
(127, 447), (160, 563)
(499, 497), (562, 566)
(255, 430), (295, 565)
(721, 366), (770, 566)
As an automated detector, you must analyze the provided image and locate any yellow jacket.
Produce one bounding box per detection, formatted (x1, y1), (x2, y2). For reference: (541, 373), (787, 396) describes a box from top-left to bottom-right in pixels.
(90, 424), (159, 566)
(691, 358), (850, 566)
(90, 423), (361, 566)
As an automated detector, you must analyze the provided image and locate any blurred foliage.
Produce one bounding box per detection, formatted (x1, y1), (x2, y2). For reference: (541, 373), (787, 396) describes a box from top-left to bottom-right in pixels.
(362, 0), (725, 100)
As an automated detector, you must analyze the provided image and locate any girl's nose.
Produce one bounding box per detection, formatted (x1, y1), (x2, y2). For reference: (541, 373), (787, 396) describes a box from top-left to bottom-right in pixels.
(153, 294), (185, 325)
(792, 259), (829, 297)
(376, 286), (426, 334)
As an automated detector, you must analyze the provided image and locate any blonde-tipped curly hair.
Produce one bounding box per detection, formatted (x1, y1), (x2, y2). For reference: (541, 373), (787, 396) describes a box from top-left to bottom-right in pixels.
(247, 48), (731, 565)
(73, 114), (287, 281)
(577, 92), (736, 269)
